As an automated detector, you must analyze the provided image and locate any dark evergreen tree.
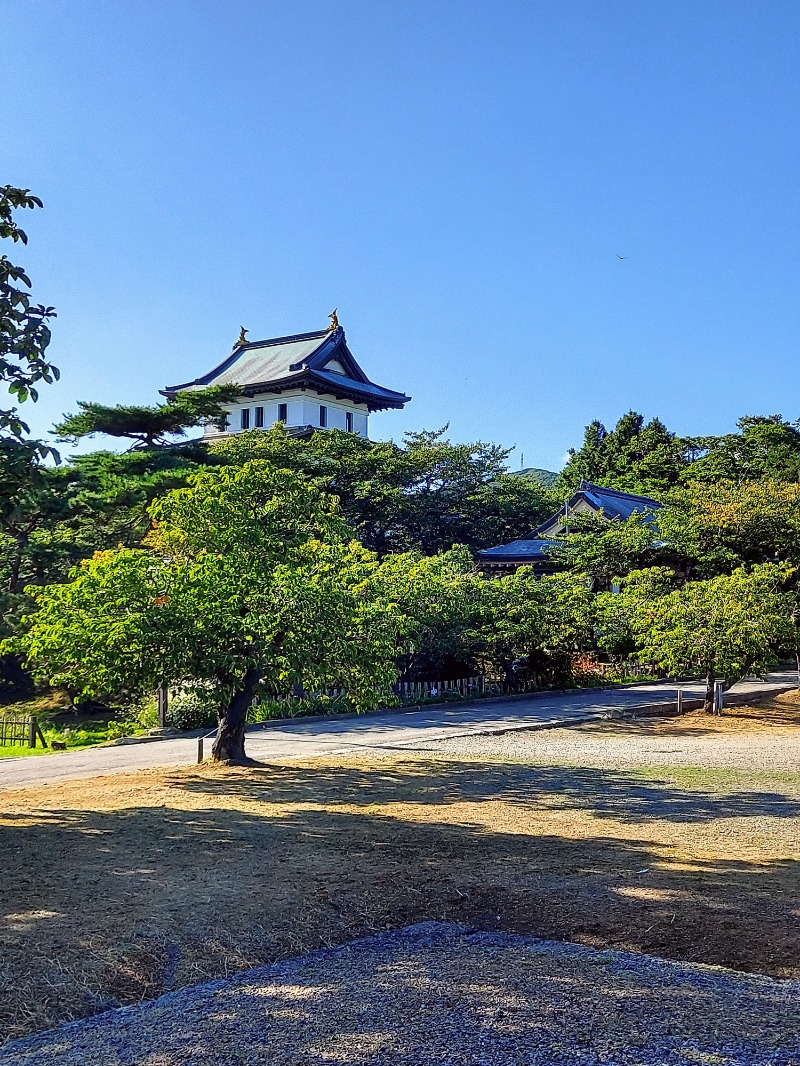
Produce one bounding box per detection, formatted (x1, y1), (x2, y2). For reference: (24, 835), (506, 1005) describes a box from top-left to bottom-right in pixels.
(556, 411), (688, 497)
(54, 386), (241, 449)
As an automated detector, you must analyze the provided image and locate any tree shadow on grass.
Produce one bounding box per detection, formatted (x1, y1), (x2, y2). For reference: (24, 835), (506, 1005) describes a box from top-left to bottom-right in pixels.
(170, 759), (800, 824)
(2, 766), (800, 1045)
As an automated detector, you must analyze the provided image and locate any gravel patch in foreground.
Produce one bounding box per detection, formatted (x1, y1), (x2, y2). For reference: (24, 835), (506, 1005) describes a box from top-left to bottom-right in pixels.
(2, 923), (798, 1066)
(421, 722), (800, 771)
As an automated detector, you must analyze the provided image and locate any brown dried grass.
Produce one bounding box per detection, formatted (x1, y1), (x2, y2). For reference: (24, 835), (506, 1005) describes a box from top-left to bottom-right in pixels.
(1, 697), (799, 1045)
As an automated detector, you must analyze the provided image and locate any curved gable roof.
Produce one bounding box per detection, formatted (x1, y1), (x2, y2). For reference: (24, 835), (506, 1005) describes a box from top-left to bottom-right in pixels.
(535, 481), (661, 536)
(162, 326), (410, 412)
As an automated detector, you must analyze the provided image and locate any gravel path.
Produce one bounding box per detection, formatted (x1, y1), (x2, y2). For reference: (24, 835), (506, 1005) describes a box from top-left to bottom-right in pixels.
(420, 715), (800, 771)
(2, 922), (798, 1065)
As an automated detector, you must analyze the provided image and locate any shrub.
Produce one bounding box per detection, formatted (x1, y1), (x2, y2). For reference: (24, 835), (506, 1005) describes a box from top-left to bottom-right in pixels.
(250, 691), (352, 722)
(166, 687), (219, 731)
(105, 719), (137, 740)
(569, 652), (607, 686)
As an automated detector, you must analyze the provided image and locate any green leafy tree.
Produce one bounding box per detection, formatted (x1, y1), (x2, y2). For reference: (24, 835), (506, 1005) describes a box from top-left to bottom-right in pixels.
(11, 461), (402, 762)
(0, 439), (220, 694)
(685, 415), (800, 483)
(479, 569), (595, 684)
(553, 479), (800, 589)
(600, 564), (792, 711)
(54, 442), (222, 551)
(368, 545), (486, 677)
(212, 425), (555, 555)
(550, 509), (664, 589)
(1, 186), (58, 441)
(658, 480), (800, 579)
(557, 411), (687, 497)
(54, 386), (241, 449)
(0, 188), (61, 685)
(366, 552), (596, 686)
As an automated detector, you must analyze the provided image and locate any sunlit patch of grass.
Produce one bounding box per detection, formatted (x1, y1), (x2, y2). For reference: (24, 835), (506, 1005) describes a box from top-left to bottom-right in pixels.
(0, 690), (137, 757)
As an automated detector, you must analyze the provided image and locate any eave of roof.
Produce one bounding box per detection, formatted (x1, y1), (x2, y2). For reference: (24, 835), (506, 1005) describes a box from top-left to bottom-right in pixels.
(476, 538), (562, 562)
(161, 326), (409, 410)
(237, 370), (410, 411)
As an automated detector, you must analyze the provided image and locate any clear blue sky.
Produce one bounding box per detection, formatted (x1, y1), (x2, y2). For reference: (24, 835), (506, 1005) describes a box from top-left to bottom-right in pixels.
(6, 0), (800, 470)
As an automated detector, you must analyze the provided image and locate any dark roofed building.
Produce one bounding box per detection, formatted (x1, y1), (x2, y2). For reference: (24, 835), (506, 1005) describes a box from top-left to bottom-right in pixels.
(477, 480), (661, 573)
(535, 481), (662, 538)
(475, 536), (563, 573)
(162, 316), (410, 440)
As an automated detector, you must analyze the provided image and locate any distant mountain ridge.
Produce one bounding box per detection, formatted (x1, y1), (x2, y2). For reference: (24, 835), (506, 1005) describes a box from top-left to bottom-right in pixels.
(511, 466), (559, 489)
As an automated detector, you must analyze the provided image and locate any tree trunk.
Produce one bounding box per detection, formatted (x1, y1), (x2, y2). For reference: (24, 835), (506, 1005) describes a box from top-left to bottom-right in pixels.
(703, 661), (716, 714)
(211, 666), (261, 764)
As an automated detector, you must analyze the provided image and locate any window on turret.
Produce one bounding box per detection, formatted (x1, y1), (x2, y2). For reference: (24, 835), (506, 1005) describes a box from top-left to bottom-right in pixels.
(346, 411), (353, 432)
(255, 406), (264, 428)
(240, 408), (250, 430)
(278, 403), (287, 423)
(319, 405), (327, 428)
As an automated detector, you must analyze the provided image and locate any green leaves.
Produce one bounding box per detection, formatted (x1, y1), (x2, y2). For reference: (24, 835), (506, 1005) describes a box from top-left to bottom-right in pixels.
(599, 563), (794, 680)
(10, 461), (403, 714)
(54, 386), (241, 449)
(1, 186), (58, 441)
(557, 412), (687, 497)
(659, 480), (800, 577)
(557, 411), (800, 502)
(211, 424), (556, 557)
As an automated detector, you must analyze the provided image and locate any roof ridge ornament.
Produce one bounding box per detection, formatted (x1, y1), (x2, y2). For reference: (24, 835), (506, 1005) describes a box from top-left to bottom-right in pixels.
(327, 308), (339, 332)
(234, 326), (249, 350)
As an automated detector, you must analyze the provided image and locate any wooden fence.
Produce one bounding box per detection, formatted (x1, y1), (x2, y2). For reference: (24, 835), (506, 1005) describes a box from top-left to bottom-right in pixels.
(255, 661), (663, 711)
(393, 677), (486, 700)
(0, 715), (47, 749)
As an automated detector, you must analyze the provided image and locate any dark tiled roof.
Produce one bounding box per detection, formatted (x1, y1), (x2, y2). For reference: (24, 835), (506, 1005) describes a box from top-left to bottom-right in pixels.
(477, 538), (561, 562)
(162, 327), (410, 412)
(573, 481), (661, 521)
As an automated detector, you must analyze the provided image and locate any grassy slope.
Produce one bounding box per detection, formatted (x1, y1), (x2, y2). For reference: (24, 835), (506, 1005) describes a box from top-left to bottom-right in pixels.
(0, 692), (124, 757)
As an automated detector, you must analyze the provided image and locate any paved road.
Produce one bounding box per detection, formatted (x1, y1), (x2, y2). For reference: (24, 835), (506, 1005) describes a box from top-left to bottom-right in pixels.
(1, 671), (795, 790)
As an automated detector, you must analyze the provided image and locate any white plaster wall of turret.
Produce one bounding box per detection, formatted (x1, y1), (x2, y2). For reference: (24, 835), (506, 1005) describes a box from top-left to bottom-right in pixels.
(203, 390), (370, 439)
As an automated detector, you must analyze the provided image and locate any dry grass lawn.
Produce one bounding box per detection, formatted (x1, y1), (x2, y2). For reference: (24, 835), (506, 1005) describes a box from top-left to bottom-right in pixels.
(1, 694), (799, 1045)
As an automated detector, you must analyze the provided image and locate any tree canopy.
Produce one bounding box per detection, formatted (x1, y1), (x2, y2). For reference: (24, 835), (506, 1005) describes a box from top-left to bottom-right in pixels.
(0, 186), (58, 442)
(599, 564), (793, 711)
(211, 424), (556, 556)
(556, 411), (687, 497)
(12, 461), (405, 761)
(54, 386), (241, 449)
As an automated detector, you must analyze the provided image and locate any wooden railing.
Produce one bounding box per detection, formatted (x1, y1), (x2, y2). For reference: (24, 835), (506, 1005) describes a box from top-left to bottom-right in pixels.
(393, 677), (486, 700)
(251, 660), (665, 718)
(0, 715), (47, 749)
